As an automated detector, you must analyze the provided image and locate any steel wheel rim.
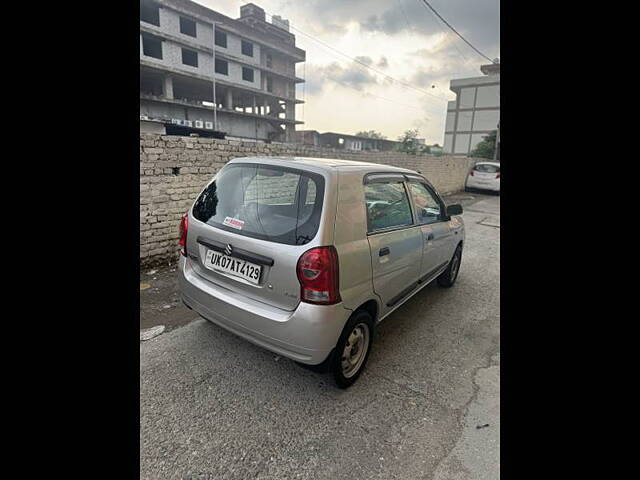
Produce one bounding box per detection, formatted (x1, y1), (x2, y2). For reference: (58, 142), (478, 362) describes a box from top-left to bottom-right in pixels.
(341, 323), (370, 378)
(450, 252), (460, 281)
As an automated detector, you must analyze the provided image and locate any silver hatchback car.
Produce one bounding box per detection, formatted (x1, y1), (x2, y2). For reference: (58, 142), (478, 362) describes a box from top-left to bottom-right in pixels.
(179, 157), (464, 388)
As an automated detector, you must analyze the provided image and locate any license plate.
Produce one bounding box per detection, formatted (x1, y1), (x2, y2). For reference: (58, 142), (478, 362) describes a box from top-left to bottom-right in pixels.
(204, 250), (262, 285)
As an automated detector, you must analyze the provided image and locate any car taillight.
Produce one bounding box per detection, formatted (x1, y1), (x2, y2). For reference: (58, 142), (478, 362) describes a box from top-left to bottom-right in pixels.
(296, 246), (341, 305)
(469, 170), (475, 176)
(496, 173), (500, 179)
(178, 213), (188, 257)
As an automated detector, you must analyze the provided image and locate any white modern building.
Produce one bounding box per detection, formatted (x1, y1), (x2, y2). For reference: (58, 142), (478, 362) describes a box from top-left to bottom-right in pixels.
(443, 62), (500, 156)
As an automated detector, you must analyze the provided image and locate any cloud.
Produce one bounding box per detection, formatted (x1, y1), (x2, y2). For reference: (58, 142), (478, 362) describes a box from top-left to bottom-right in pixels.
(297, 0), (499, 58)
(304, 61), (378, 95)
(360, 8), (409, 35)
(340, 70), (377, 90)
(403, 43), (483, 87)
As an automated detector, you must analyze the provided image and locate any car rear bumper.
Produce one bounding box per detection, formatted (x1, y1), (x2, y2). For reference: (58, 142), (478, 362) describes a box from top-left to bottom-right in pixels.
(178, 256), (350, 365)
(466, 177), (500, 191)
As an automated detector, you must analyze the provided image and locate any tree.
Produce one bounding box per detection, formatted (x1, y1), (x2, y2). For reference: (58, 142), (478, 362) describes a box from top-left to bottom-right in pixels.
(430, 143), (444, 156)
(397, 129), (429, 154)
(470, 130), (497, 159)
(355, 130), (386, 139)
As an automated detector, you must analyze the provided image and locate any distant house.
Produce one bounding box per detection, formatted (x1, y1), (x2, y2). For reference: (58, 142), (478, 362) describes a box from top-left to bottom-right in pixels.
(296, 130), (399, 151)
(295, 130), (321, 146)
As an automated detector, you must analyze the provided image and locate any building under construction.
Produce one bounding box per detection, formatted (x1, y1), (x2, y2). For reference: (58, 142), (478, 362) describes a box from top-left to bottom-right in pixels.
(140, 0), (305, 142)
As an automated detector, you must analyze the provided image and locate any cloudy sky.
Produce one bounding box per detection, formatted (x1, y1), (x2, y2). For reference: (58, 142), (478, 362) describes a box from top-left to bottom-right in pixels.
(195, 0), (500, 144)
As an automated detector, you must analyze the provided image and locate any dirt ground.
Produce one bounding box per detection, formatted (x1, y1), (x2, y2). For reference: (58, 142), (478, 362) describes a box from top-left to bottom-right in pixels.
(140, 265), (195, 332)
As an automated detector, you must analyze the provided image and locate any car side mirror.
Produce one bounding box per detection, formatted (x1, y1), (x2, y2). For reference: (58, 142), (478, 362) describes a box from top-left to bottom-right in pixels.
(446, 204), (463, 216)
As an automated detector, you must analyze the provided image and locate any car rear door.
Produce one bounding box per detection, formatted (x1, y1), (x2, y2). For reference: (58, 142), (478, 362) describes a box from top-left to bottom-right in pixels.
(364, 174), (422, 315)
(186, 162), (330, 312)
(405, 177), (453, 280)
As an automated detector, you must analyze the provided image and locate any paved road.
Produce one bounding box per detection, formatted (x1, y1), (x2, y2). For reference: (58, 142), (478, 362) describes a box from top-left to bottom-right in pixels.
(140, 194), (500, 480)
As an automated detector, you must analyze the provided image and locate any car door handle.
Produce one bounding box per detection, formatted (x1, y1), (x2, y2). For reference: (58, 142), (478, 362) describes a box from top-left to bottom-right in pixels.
(426, 233), (434, 241)
(379, 247), (390, 256)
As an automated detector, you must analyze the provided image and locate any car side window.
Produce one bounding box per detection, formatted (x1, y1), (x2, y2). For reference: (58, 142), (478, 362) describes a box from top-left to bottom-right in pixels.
(408, 182), (442, 225)
(364, 181), (413, 232)
(474, 164), (499, 173)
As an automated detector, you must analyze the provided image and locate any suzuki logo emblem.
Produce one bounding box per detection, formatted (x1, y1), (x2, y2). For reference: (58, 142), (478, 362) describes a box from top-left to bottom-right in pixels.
(225, 244), (233, 256)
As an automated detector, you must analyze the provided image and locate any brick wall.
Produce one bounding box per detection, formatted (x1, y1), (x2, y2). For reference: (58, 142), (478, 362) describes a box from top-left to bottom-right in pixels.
(140, 134), (475, 266)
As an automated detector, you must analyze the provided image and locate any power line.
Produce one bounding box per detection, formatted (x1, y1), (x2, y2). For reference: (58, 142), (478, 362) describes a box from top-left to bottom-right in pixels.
(338, 83), (439, 113)
(286, 30), (442, 116)
(416, 0), (468, 61)
(396, 0), (469, 93)
(261, 9), (453, 138)
(292, 45), (441, 132)
(417, 0), (494, 63)
(263, 10), (448, 103)
(314, 63), (442, 114)
(291, 23), (445, 101)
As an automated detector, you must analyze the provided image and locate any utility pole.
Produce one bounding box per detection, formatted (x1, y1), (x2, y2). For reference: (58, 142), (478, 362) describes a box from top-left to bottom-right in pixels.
(212, 21), (222, 131)
(493, 122), (500, 161)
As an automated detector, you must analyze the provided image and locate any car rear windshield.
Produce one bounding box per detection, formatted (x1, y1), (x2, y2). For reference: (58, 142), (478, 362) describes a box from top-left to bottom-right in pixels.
(192, 164), (325, 246)
(474, 164), (499, 173)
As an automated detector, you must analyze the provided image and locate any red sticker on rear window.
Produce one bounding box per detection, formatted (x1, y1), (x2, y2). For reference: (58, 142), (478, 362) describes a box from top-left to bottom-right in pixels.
(223, 216), (245, 230)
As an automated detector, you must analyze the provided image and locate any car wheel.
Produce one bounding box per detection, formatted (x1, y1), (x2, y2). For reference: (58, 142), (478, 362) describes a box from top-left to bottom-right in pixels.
(330, 310), (374, 389)
(437, 244), (462, 288)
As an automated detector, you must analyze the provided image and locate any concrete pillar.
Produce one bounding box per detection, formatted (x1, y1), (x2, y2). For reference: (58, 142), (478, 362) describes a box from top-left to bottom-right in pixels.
(263, 98), (269, 116)
(284, 124), (294, 143)
(252, 96), (257, 114)
(226, 89), (233, 110)
(285, 101), (294, 120)
(163, 75), (173, 100)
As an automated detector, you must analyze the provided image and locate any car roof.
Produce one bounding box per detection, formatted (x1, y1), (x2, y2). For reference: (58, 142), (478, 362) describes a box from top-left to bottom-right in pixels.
(228, 156), (417, 175)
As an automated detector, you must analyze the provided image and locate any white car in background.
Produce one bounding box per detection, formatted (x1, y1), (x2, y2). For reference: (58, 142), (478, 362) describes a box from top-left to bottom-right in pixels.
(465, 161), (500, 193)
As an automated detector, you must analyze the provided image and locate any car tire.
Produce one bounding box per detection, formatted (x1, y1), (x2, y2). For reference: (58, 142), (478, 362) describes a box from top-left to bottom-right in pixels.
(437, 244), (462, 288)
(330, 310), (374, 389)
